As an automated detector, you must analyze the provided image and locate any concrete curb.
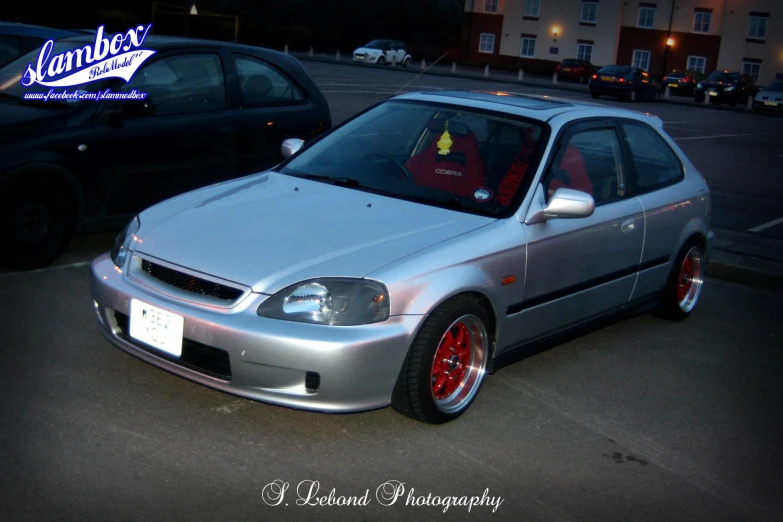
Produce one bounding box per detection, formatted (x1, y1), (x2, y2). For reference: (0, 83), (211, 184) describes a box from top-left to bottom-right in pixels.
(707, 250), (783, 293)
(296, 54), (783, 118)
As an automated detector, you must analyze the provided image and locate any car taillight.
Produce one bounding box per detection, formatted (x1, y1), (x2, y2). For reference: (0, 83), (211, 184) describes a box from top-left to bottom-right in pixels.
(619, 77), (625, 83)
(592, 74), (598, 79)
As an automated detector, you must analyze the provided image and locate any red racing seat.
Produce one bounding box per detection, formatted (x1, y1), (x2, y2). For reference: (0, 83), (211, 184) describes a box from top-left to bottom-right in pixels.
(547, 145), (593, 198)
(405, 130), (486, 198)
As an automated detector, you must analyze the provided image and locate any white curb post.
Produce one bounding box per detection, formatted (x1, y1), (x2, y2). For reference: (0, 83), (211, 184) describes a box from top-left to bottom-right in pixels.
(484, 65), (489, 78)
(336, 50), (341, 61)
(451, 62), (456, 73)
(421, 58), (426, 70)
(283, 44), (289, 55)
(552, 72), (558, 85)
(703, 92), (709, 105)
(392, 54), (397, 66)
(747, 96), (754, 110)
(665, 85), (670, 99)
(309, 47), (314, 58)
(518, 69), (524, 81)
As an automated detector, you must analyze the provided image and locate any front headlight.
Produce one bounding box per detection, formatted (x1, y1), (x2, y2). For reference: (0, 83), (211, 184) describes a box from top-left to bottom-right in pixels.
(110, 216), (140, 268)
(725, 85), (735, 91)
(257, 278), (390, 326)
(697, 82), (703, 89)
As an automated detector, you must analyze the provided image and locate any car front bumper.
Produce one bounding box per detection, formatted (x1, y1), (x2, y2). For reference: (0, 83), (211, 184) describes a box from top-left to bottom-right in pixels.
(589, 83), (633, 96)
(90, 253), (423, 413)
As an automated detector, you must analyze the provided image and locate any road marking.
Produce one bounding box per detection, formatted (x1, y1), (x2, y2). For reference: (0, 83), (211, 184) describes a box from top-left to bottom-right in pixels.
(673, 133), (762, 141)
(748, 216), (783, 233)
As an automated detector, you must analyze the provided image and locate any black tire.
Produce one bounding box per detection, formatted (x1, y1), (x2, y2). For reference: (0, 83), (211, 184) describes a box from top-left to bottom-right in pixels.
(403, 58), (410, 68)
(377, 56), (386, 66)
(0, 174), (77, 270)
(591, 92), (600, 99)
(391, 295), (492, 424)
(657, 238), (705, 321)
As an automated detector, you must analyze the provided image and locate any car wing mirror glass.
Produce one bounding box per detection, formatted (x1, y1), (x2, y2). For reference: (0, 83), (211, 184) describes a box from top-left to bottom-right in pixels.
(281, 138), (304, 159)
(525, 187), (595, 225)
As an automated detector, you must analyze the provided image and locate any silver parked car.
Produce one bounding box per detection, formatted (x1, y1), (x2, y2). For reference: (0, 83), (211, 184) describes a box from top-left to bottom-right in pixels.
(91, 91), (713, 424)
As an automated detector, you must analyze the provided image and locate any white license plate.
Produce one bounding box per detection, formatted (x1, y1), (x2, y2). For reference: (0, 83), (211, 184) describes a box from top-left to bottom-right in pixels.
(669, 83), (678, 88)
(709, 91), (718, 96)
(129, 299), (184, 357)
(764, 101), (778, 107)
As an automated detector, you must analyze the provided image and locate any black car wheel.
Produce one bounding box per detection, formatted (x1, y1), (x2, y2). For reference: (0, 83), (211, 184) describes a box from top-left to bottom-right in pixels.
(0, 174), (77, 270)
(377, 56), (386, 66)
(591, 92), (600, 99)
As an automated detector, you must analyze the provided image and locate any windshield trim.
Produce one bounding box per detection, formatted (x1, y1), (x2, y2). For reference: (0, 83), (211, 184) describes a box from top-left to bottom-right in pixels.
(273, 98), (552, 219)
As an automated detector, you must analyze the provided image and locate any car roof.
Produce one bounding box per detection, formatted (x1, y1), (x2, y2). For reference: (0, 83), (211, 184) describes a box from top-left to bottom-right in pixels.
(391, 90), (664, 127)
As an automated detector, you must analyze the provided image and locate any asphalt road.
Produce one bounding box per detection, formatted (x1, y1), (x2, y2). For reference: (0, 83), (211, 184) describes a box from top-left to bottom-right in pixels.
(2, 61), (783, 522)
(303, 61), (783, 239)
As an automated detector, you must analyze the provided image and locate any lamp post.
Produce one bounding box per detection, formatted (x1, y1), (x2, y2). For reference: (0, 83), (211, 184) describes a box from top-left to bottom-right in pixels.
(661, 0), (675, 78)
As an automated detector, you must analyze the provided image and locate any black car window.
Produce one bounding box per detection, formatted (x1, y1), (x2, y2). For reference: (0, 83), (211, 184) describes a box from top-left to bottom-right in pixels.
(543, 127), (626, 206)
(621, 121), (683, 193)
(233, 54), (305, 106)
(706, 71), (739, 82)
(119, 53), (226, 116)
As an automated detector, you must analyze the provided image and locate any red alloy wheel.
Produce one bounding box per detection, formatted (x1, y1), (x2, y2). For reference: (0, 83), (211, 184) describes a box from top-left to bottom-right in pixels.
(431, 322), (472, 400)
(677, 256), (694, 303)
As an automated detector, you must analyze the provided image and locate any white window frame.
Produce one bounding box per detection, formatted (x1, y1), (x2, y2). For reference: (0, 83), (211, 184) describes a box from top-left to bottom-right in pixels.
(479, 33), (495, 54)
(742, 61), (761, 82)
(520, 37), (536, 58)
(581, 1), (598, 23)
(693, 11), (711, 33)
(748, 16), (767, 39)
(484, 0), (498, 13)
(638, 7), (655, 28)
(686, 55), (706, 74)
(632, 49), (651, 71)
(524, 0), (541, 17)
(576, 43), (593, 62)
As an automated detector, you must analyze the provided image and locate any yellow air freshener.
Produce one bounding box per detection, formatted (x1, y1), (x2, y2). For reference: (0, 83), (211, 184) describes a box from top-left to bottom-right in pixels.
(437, 122), (452, 155)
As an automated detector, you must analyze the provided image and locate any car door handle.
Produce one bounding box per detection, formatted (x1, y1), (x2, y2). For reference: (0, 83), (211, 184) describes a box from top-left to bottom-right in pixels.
(621, 219), (635, 233)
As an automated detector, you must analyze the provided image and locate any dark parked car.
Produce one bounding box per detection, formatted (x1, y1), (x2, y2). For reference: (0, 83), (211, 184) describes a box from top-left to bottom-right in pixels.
(589, 65), (660, 102)
(694, 70), (757, 106)
(662, 69), (703, 96)
(0, 21), (79, 66)
(555, 59), (597, 83)
(0, 35), (331, 269)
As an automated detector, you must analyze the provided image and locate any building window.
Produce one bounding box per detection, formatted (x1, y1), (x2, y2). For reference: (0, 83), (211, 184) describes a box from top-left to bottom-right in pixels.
(638, 7), (655, 28)
(581, 2), (598, 23)
(577, 43), (593, 62)
(632, 50), (651, 71)
(742, 61), (761, 82)
(520, 37), (536, 57)
(686, 56), (706, 73)
(484, 0), (498, 13)
(479, 33), (495, 54)
(524, 0), (541, 17)
(748, 16), (768, 39)
(693, 11), (711, 33)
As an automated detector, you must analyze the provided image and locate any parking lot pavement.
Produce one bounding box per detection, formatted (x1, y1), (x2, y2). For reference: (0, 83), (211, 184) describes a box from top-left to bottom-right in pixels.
(1, 261), (781, 521)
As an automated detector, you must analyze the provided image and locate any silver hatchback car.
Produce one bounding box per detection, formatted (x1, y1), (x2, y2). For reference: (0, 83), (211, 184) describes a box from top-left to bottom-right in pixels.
(91, 91), (712, 424)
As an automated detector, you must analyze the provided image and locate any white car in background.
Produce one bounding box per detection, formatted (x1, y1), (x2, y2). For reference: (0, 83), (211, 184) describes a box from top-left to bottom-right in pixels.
(352, 39), (411, 67)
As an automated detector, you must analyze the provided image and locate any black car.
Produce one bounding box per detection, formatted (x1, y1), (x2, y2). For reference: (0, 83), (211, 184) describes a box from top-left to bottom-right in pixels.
(0, 21), (80, 66)
(694, 70), (757, 106)
(589, 65), (660, 102)
(0, 35), (331, 269)
(662, 69), (703, 96)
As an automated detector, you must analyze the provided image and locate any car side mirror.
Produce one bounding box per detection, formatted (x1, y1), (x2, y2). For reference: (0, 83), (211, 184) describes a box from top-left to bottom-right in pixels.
(281, 138), (304, 159)
(525, 187), (595, 225)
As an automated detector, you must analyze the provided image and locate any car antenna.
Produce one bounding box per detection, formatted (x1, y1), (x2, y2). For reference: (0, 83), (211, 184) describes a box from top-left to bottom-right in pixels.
(393, 52), (450, 95)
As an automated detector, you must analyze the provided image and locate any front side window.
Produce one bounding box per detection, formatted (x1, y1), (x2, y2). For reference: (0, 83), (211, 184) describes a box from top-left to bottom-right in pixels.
(632, 50), (651, 71)
(119, 53), (226, 116)
(544, 127), (626, 206)
(694, 11), (711, 33)
(479, 33), (495, 53)
(742, 62), (761, 82)
(577, 44), (592, 62)
(687, 56), (706, 74)
(621, 121), (683, 192)
(525, 0), (541, 17)
(638, 7), (655, 28)
(748, 16), (768, 39)
(279, 101), (547, 216)
(521, 38), (536, 58)
(233, 55), (305, 106)
(484, 0), (498, 13)
(581, 2), (598, 23)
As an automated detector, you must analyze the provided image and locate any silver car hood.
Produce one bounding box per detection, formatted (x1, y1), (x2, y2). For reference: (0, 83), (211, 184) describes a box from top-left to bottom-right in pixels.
(135, 173), (494, 294)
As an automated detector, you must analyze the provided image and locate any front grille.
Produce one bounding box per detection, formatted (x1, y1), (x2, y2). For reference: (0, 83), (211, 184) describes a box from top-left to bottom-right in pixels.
(141, 259), (243, 302)
(114, 311), (232, 380)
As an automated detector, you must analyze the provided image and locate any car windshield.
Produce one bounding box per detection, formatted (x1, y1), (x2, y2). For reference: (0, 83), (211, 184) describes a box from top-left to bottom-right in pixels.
(667, 71), (686, 78)
(600, 65), (632, 75)
(278, 100), (547, 216)
(0, 40), (106, 102)
(562, 59), (579, 66)
(706, 71), (740, 82)
(363, 40), (391, 49)
(763, 81), (783, 92)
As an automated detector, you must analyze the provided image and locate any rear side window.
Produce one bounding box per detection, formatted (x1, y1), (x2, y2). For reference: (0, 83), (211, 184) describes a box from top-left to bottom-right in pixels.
(233, 55), (305, 106)
(621, 122), (683, 193)
(0, 35), (21, 65)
